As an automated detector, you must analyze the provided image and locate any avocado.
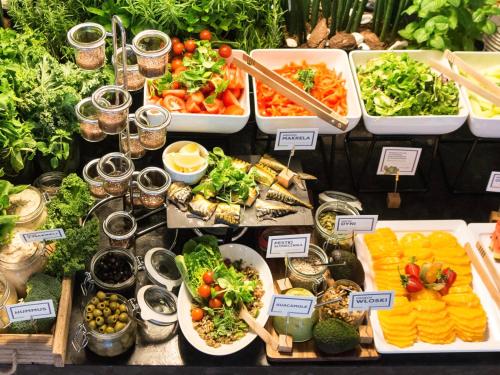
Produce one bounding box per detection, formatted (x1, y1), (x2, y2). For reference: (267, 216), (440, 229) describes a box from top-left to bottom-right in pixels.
(328, 250), (365, 286)
(313, 318), (360, 354)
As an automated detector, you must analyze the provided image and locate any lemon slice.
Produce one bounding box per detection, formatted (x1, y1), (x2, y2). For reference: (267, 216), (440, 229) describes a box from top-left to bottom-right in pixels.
(164, 154), (183, 172)
(173, 153), (205, 171)
(179, 142), (200, 156)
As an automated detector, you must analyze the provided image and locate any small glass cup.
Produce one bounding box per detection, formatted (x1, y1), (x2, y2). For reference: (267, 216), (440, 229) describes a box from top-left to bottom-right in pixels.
(83, 158), (109, 199)
(92, 85), (132, 135)
(135, 105), (171, 150)
(137, 167), (171, 209)
(102, 211), (137, 249)
(97, 152), (135, 196)
(120, 118), (146, 160)
(67, 23), (106, 70)
(113, 45), (145, 92)
(76, 97), (106, 142)
(33, 171), (66, 197)
(131, 30), (171, 78)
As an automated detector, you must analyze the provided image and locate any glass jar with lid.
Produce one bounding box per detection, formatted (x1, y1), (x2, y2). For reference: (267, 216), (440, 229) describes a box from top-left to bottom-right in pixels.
(137, 167), (171, 209)
(143, 248), (181, 292)
(92, 85), (132, 135)
(67, 23), (106, 70)
(97, 152), (135, 196)
(102, 211), (137, 249)
(134, 105), (171, 150)
(285, 244), (328, 295)
(131, 30), (171, 78)
(33, 171), (66, 198)
(314, 201), (360, 253)
(0, 273), (18, 332)
(113, 45), (145, 92)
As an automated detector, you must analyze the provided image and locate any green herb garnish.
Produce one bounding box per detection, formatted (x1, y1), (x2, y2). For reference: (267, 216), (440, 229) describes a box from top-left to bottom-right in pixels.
(297, 68), (316, 93)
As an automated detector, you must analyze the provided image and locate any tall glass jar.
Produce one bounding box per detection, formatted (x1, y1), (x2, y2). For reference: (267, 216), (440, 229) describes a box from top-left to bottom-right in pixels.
(0, 273), (18, 332)
(92, 86), (132, 135)
(67, 23), (106, 70)
(314, 201), (360, 253)
(113, 45), (145, 92)
(285, 244), (328, 295)
(131, 30), (171, 78)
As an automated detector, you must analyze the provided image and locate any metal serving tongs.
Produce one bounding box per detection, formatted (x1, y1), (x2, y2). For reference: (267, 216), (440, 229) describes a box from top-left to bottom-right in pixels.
(231, 53), (349, 131)
(427, 50), (500, 107)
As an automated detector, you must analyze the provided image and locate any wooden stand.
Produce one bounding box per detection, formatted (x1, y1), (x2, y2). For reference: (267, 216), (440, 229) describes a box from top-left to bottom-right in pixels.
(0, 277), (73, 367)
(387, 192), (401, 208)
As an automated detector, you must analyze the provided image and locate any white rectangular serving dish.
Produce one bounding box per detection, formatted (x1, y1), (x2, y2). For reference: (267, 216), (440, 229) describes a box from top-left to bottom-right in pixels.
(355, 220), (500, 354)
(143, 49), (250, 133)
(452, 52), (500, 139)
(468, 223), (499, 280)
(250, 49), (362, 135)
(349, 50), (469, 135)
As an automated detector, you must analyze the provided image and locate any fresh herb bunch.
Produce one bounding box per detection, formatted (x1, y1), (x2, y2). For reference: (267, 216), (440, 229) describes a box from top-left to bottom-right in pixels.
(193, 147), (256, 204)
(357, 53), (460, 116)
(45, 217), (100, 278)
(399, 0), (500, 50)
(0, 180), (27, 246)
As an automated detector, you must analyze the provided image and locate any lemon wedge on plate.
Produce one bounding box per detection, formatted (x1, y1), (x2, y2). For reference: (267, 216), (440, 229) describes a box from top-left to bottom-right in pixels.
(179, 142), (201, 156)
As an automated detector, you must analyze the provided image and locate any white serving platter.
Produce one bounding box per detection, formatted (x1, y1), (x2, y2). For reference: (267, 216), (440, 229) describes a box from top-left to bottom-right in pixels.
(355, 220), (500, 354)
(250, 48), (362, 135)
(349, 50), (469, 135)
(177, 243), (274, 356)
(451, 52), (500, 139)
(143, 49), (250, 133)
(468, 223), (499, 281)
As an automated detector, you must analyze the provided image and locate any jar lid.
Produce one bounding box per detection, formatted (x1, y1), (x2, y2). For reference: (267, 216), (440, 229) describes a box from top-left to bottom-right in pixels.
(144, 247), (181, 290)
(137, 285), (177, 325)
(318, 191), (362, 211)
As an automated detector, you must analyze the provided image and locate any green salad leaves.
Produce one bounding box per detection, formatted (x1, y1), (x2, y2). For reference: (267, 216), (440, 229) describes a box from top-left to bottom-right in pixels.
(357, 53), (460, 116)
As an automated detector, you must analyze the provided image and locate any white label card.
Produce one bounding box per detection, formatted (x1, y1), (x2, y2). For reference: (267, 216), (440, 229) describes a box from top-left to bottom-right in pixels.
(376, 147), (422, 176)
(268, 294), (316, 318)
(266, 233), (311, 258)
(274, 128), (319, 151)
(335, 215), (378, 233)
(486, 171), (500, 192)
(20, 228), (65, 243)
(6, 300), (56, 323)
(348, 291), (395, 312)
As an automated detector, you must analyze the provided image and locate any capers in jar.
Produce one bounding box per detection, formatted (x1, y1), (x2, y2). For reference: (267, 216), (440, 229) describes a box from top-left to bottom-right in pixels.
(95, 316), (105, 326)
(97, 291), (106, 301)
(103, 307), (112, 317)
(118, 312), (129, 323)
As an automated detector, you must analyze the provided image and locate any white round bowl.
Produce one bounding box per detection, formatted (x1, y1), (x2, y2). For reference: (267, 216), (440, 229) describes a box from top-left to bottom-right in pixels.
(162, 141), (208, 185)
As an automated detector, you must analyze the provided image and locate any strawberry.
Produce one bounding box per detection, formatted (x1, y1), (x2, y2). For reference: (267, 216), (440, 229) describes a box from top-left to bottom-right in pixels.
(400, 274), (424, 293)
(404, 258), (420, 278)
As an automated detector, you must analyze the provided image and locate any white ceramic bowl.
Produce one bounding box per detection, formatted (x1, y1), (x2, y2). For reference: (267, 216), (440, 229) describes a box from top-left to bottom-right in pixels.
(250, 48), (362, 135)
(162, 141), (208, 185)
(452, 51), (500, 138)
(349, 50), (469, 135)
(177, 243), (273, 356)
(143, 49), (250, 133)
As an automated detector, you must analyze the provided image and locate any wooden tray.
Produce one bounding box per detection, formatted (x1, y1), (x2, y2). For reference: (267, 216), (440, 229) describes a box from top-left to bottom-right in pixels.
(0, 277), (73, 367)
(265, 260), (379, 362)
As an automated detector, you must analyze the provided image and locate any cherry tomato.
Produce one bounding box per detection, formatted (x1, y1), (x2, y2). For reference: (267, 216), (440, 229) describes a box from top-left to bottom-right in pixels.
(184, 39), (196, 53)
(162, 95), (186, 112)
(208, 298), (222, 309)
(213, 285), (225, 299)
(199, 29), (212, 41)
(171, 37), (181, 45)
(171, 81), (181, 89)
(173, 42), (185, 56)
(197, 284), (211, 299)
(161, 89), (186, 99)
(203, 271), (215, 285)
(191, 307), (204, 321)
(222, 89), (240, 107)
(183, 52), (193, 59)
(218, 44), (232, 58)
(401, 274), (424, 293)
(224, 104), (244, 115)
(171, 57), (183, 71)
(404, 261), (420, 278)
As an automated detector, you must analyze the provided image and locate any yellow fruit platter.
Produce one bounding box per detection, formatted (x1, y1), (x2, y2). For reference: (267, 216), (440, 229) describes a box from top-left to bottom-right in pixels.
(355, 220), (500, 353)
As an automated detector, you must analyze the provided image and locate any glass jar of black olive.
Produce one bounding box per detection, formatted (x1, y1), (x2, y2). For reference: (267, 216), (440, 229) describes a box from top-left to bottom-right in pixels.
(88, 248), (142, 296)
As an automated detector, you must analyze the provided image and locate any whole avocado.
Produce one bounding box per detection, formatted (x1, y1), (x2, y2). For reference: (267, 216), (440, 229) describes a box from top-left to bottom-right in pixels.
(328, 250), (365, 286)
(313, 318), (360, 354)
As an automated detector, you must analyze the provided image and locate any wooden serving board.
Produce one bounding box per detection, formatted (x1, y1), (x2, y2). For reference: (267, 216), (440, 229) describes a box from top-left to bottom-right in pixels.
(0, 276), (73, 367)
(265, 259), (379, 362)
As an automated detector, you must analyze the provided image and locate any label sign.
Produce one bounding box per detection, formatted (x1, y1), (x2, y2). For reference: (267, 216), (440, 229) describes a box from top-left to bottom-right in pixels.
(21, 228), (65, 243)
(6, 300), (56, 323)
(335, 215), (378, 233)
(274, 128), (319, 151)
(266, 233), (311, 258)
(377, 147), (422, 176)
(486, 171), (500, 192)
(348, 291), (395, 311)
(269, 294), (316, 318)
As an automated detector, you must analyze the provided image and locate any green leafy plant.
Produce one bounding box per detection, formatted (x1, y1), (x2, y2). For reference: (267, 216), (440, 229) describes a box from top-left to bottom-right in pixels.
(399, 0), (500, 50)
(0, 180), (27, 246)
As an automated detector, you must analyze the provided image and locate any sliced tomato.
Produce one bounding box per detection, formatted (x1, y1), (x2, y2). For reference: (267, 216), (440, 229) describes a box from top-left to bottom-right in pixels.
(162, 95), (186, 112)
(203, 98), (223, 114)
(222, 90), (240, 107)
(230, 88), (242, 99)
(186, 97), (202, 113)
(225, 65), (245, 90)
(224, 104), (244, 115)
(161, 89), (187, 99)
(149, 95), (161, 103)
(189, 91), (205, 104)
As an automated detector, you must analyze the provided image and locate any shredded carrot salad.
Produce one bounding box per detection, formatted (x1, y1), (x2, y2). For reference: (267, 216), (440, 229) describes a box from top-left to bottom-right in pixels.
(256, 61), (348, 117)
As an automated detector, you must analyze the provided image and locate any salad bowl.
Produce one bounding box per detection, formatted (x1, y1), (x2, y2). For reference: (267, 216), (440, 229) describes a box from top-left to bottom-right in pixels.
(177, 243), (273, 356)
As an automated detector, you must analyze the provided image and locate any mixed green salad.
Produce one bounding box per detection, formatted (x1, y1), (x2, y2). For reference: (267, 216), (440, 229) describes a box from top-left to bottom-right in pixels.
(357, 53), (460, 117)
(175, 236), (263, 347)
